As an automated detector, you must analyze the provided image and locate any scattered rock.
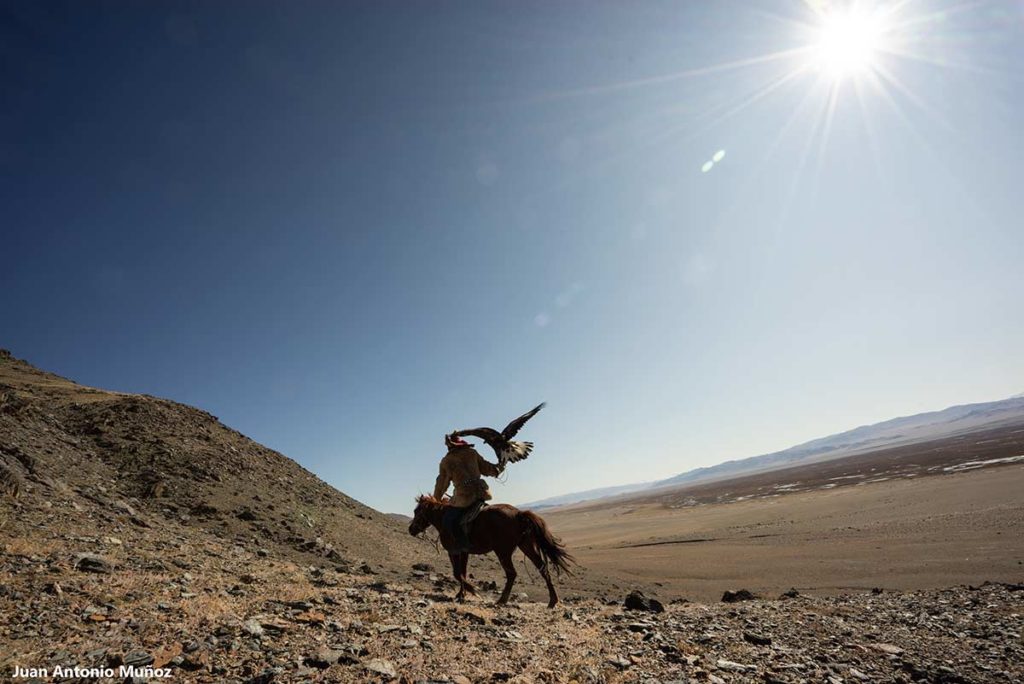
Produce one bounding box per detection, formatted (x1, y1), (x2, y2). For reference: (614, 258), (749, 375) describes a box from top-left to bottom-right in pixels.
(242, 619), (264, 638)
(152, 644), (182, 669)
(190, 503), (219, 517)
(123, 651), (154, 668)
(779, 588), (800, 599)
(292, 610), (326, 625)
(871, 643), (905, 656)
(716, 659), (754, 672)
(743, 630), (772, 646)
(624, 590), (665, 613)
(259, 619), (290, 636)
(235, 508), (258, 521)
(73, 553), (113, 574)
(364, 658), (397, 679)
(450, 608), (488, 625)
(607, 655), (631, 669)
(305, 648), (344, 669)
(0, 461), (23, 497)
(721, 589), (756, 603)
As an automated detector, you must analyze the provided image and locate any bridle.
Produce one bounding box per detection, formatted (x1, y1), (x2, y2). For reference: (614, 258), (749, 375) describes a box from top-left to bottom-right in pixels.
(408, 505), (430, 536)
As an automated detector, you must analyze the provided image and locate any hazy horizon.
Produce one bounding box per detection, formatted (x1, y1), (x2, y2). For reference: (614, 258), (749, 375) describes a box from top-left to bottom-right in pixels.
(3, 1), (1022, 514)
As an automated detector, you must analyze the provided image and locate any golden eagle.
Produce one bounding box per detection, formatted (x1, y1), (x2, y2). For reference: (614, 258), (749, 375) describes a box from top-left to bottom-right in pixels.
(450, 402), (546, 468)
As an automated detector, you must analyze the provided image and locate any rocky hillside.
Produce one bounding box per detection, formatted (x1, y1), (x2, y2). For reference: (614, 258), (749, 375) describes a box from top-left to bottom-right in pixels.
(0, 348), (427, 575)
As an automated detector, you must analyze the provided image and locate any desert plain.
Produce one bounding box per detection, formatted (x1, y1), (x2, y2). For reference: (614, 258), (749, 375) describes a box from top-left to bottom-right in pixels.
(547, 426), (1024, 602)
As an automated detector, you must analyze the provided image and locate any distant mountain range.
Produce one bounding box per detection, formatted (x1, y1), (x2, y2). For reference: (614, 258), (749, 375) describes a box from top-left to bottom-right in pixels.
(522, 393), (1024, 509)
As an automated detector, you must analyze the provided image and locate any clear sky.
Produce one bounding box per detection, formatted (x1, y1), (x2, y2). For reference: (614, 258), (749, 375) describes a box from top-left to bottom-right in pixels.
(3, 1), (1022, 515)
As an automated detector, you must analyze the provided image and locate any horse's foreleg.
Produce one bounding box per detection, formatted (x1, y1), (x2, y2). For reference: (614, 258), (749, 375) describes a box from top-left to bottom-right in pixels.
(495, 549), (517, 606)
(458, 553), (476, 595)
(449, 552), (466, 602)
(520, 540), (558, 608)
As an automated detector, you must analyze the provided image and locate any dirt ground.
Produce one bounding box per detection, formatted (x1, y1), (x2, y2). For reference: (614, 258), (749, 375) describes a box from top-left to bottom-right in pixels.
(547, 464), (1024, 603)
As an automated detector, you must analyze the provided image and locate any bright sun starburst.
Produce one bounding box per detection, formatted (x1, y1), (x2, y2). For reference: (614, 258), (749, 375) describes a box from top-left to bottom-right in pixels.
(541, 0), (965, 197)
(811, 7), (887, 79)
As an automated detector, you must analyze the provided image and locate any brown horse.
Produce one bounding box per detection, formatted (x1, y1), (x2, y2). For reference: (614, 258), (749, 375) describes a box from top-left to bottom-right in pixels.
(408, 495), (574, 608)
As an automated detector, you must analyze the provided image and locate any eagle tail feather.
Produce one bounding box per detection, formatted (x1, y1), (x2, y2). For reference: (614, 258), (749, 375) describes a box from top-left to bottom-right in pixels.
(499, 441), (533, 468)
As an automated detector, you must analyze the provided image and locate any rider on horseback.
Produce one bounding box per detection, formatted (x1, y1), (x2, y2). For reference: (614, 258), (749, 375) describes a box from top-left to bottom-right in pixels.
(434, 433), (504, 552)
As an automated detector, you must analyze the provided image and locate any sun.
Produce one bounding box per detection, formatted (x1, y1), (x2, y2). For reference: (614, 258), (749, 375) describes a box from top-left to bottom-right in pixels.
(811, 7), (886, 80)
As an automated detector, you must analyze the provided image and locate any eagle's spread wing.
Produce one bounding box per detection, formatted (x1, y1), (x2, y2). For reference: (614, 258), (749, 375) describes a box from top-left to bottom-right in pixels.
(501, 402), (546, 440)
(453, 404), (546, 466)
(451, 427), (504, 454)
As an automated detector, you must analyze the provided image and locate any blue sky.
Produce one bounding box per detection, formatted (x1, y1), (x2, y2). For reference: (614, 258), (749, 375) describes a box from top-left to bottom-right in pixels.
(3, 1), (1022, 514)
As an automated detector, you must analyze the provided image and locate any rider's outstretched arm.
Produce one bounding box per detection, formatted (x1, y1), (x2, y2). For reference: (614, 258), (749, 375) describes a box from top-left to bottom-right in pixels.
(476, 453), (503, 477)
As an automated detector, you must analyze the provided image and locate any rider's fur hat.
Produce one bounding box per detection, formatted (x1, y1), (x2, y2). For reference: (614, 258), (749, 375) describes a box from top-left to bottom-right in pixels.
(445, 433), (470, 448)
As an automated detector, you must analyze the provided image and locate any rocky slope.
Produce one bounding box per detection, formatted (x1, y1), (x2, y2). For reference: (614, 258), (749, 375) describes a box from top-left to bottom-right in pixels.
(0, 348), (424, 574)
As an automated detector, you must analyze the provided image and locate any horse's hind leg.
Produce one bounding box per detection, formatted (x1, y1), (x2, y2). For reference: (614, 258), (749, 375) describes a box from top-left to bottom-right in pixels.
(519, 540), (558, 608)
(495, 548), (517, 606)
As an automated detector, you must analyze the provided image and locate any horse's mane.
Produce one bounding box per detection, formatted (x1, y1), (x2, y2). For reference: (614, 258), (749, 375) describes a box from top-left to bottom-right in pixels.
(415, 494), (450, 509)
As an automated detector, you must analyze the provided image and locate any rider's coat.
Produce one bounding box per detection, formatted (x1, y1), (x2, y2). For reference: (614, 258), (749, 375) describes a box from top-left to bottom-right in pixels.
(433, 445), (502, 507)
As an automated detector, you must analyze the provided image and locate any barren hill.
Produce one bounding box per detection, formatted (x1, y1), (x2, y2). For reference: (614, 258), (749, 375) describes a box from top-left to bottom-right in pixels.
(0, 348), (424, 575)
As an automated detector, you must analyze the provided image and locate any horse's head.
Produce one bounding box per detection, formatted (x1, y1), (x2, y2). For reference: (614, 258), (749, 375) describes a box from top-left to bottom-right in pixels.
(408, 495), (438, 536)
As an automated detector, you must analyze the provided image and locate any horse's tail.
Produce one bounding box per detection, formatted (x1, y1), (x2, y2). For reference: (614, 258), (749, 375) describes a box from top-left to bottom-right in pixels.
(518, 510), (576, 576)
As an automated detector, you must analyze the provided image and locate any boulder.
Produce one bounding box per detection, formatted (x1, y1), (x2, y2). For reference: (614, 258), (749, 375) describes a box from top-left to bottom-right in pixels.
(721, 589), (756, 603)
(73, 554), (113, 574)
(623, 590), (665, 613)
